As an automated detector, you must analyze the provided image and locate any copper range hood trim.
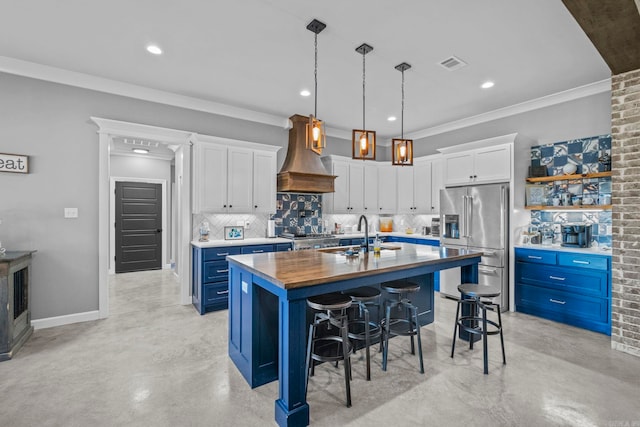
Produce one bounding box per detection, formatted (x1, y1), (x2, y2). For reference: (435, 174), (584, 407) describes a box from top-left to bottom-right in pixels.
(277, 114), (336, 193)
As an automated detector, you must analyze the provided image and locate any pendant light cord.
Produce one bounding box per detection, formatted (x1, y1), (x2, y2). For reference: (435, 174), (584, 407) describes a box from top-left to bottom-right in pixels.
(401, 70), (405, 139)
(314, 33), (318, 118)
(362, 51), (366, 130)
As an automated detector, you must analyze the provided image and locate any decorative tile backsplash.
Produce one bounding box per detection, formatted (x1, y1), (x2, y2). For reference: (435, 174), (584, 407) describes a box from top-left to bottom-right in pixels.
(530, 210), (612, 247)
(193, 213), (270, 240)
(324, 213), (438, 235)
(273, 193), (323, 236)
(530, 134), (611, 175)
(528, 134), (612, 246)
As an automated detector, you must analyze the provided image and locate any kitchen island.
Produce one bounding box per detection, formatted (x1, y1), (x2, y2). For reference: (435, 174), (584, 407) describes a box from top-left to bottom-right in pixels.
(227, 243), (481, 427)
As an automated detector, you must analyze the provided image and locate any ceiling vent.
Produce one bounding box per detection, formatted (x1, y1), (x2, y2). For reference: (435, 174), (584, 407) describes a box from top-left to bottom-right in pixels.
(438, 55), (467, 71)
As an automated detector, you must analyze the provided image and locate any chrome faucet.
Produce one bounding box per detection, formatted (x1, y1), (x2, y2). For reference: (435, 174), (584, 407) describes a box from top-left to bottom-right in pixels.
(358, 215), (369, 252)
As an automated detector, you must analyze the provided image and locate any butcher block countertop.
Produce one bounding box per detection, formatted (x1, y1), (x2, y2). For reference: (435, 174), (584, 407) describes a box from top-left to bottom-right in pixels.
(227, 242), (481, 290)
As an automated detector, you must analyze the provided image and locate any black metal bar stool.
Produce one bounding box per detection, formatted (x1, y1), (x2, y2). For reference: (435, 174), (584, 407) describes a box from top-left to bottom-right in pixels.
(380, 280), (424, 374)
(342, 286), (382, 381)
(305, 292), (354, 407)
(451, 282), (506, 374)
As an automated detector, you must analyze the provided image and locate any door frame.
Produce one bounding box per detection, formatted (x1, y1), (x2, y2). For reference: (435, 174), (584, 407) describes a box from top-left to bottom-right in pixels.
(110, 177), (168, 274)
(92, 117), (194, 319)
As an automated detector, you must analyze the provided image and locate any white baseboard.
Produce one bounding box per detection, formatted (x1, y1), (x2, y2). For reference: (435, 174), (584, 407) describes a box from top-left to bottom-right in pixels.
(31, 310), (101, 330)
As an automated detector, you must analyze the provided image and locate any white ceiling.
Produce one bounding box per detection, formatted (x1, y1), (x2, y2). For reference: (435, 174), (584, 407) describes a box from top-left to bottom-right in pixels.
(0, 0), (610, 142)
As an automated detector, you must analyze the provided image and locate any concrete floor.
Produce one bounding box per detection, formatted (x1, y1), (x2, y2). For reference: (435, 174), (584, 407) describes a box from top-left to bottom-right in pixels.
(1, 269), (639, 427)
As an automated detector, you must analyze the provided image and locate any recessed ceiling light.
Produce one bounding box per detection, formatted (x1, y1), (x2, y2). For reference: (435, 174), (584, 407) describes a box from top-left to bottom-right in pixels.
(387, 116), (397, 121)
(481, 81), (495, 89)
(133, 148), (149, 154)
(146, 45), (162, 55)
(300, 90), (311, 97)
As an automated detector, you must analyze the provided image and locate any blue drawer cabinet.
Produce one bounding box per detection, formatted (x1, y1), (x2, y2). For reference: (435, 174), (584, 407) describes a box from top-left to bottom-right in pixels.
(241, 245), (273, 254)
(515, 247), (611, 335)
(276, 243), (293, 252)
(193, 242), (291, 314)
(557, 253), (609, 271)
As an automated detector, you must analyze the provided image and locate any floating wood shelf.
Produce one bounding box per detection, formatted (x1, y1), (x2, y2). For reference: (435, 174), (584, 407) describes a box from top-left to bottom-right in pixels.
(525, 204), (612, 211)
(526, 171), (612, 183)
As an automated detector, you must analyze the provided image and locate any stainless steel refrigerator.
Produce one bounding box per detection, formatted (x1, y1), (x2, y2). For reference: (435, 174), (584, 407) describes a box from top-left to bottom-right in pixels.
(439, 183), (509, 310)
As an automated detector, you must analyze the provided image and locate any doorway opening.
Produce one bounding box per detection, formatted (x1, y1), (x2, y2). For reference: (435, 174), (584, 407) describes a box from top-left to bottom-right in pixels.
(93, 117), (193, 319)
(113, 180), (164, 273)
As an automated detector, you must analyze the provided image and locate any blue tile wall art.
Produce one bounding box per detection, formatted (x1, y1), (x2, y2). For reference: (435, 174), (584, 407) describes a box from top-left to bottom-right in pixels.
(528, 134), (612, 247)
(273, 193), (323, 236)
(530, 134), (611, 176)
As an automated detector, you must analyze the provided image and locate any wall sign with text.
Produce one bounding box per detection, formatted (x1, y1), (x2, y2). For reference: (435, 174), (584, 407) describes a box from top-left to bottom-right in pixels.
(0, 153), (29, 173)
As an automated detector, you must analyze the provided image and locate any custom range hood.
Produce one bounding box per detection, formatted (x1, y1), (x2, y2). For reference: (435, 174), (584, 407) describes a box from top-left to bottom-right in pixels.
(277, 114), (336, 193)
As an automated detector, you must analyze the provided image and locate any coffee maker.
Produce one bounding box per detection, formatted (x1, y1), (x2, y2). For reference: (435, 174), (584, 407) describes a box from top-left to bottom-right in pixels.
(561, 224), (593, 248)
(430, 218), (440, 237)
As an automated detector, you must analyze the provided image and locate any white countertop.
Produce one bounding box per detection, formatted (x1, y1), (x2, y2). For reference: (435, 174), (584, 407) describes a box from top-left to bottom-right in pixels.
(191, 237), (293, 248)
(514, 244), (612, 256)
(191, 232), (440, 248)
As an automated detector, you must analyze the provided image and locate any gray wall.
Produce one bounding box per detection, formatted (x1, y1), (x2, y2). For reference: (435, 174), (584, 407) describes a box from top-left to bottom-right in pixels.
(0, 72), (295, 320)
(0, 71), (611, 321)
(412, 91), (612, 156)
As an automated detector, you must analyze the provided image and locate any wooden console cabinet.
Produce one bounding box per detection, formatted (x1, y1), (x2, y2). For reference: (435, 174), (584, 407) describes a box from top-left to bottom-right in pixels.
(1, 251), (35, 361)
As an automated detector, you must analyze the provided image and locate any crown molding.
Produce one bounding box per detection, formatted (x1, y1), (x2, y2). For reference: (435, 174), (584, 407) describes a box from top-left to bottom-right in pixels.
(2, 56), (610, 142)
(407, 78), (611, 140)
(1, 56), (290, 129)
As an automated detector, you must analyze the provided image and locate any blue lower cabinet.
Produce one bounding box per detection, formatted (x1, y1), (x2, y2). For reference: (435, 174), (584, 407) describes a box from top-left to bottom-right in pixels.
(193, 243), (288, 314)
(515, 247), (611, 335)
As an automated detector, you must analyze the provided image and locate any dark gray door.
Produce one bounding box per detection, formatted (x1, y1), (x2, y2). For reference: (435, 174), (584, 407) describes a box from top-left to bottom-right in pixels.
(115, 182), (162, 273)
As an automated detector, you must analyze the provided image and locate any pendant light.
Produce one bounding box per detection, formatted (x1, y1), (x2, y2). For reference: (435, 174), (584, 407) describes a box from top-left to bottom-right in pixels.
(391, 62), (413, 166)
(352, 43), (376, 160)
(306, 19), (326, 155)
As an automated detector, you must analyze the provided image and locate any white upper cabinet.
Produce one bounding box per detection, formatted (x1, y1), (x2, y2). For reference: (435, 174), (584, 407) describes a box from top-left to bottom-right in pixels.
(431, 158), (443, 213)
(227, 147), (253, 213)
(348, 162), (365, 213)
(253, 150), (277, 213)
(194, 143), (228, 213)
(322, 158), (348, 213)
(413, 159), (433, 213)
(397, 157), (442, 214)
(474, 145), (511, 183)
(443, 144), (511, 186)
(193, 136), (279, 214)
(321, 157), (367, 214)
(363, 163), (378, 214)
(377, 164), (397, 214)
(397, 166), (415, 213)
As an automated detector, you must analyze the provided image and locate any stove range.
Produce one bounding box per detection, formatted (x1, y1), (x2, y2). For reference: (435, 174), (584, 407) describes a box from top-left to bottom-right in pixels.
(279, 232), (340, 250)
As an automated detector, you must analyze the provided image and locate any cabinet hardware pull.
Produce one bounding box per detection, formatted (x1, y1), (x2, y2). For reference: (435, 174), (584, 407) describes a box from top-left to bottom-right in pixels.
(528, 255), (542, 259)
(549, 298), (566, 305)
(549, 276), (566, 281)
(216, 269), (229, 273)
(573, 260), (590, 265)
(217, 252), (230, 256)
(479, 267), (497, 274)
(217, 290), (229, 295)
(483, 251), (497, 257)
(252, 250), (264, 253)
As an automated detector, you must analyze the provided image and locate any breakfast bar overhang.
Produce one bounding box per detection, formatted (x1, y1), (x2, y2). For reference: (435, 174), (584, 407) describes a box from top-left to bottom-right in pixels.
(227, 243), (481, 427)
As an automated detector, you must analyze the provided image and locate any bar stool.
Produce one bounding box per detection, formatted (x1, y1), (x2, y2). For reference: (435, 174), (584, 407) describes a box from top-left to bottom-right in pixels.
(450, 282), (506, 374)
(380, 281), (424, 374)
(342, 286), (382, 381)
(305, 292), (354, 407)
